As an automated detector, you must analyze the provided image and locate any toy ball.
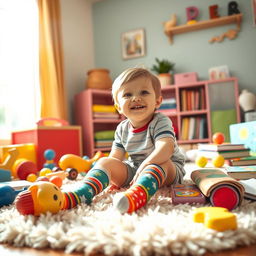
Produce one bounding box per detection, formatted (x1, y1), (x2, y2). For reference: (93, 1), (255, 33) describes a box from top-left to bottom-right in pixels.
(15, 182), (64, 216)
(15, 160), (37, 180)
(212, 155), (225, 168)
(39, 168), (52, 177)
(212, 132), (225, 145)
(44, 149), (56, 161)
(195, 156), (208, 168)
(26, 173), (38, 182)
(49, 176), (63, 188)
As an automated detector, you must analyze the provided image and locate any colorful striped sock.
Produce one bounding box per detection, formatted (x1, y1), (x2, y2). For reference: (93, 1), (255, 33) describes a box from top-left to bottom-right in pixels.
(114, 164), (166, 213)
(62, 168), (109, 210)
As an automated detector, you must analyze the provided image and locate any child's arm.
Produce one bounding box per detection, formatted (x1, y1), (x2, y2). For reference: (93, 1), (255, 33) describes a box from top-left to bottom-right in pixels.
(109, 148), (126, 161)
(131, 137), (174, 183)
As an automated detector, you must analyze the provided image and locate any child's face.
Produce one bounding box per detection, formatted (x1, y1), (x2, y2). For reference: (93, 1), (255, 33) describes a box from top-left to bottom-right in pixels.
(115, 77), (162, 128)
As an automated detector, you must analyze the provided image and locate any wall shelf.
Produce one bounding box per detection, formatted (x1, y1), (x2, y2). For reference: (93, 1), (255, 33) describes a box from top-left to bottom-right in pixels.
(165, 14), (242, 44)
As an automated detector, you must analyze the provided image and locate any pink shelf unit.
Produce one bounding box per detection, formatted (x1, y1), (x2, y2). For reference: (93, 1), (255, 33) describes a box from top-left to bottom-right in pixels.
(74, 89), (122, 157)
(74, 78), (240, 156)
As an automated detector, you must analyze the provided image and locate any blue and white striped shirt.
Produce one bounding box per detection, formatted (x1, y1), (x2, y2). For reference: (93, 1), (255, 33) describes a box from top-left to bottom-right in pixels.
(112, 112), (185, 167)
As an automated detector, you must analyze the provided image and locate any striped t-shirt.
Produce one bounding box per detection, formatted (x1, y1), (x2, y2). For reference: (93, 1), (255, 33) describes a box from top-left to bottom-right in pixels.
(112, 112), (185, 167)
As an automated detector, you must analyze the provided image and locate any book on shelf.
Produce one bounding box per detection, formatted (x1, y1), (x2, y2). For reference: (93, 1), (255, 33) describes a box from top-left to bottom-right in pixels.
(180, 116), (207, 141)
(92, 104), (117, 113)
(95, 140), (113, 148)
(227, 156), (256, 166)
(93, 112), (120, 119)
(198, 149), (251, 159)
(238, 179), (256, 200)
(225, 166), (256, 180)
(94, 130), (115, 140)
(198, 143), (247, 152)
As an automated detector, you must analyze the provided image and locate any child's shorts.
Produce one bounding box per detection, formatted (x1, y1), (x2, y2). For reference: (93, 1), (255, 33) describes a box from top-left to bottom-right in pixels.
(121, 160), (185, 187)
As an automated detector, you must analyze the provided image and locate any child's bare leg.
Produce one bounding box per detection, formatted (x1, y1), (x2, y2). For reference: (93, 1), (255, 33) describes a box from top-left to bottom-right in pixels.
(114, 161), (175, 214)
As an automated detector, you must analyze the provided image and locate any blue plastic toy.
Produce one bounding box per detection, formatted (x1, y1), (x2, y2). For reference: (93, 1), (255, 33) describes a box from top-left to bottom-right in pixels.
(0, 185), (23, 208)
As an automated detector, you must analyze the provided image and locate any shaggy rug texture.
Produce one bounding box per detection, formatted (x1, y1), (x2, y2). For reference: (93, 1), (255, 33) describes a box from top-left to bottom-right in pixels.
(1, 168), (256, 256)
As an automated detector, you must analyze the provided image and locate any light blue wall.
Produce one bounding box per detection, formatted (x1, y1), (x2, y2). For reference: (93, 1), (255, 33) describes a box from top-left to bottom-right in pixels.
(92, 0), (256, 93)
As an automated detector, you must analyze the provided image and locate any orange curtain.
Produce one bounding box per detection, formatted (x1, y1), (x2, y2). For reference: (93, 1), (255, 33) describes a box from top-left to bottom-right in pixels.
(38, 0), (67, 120)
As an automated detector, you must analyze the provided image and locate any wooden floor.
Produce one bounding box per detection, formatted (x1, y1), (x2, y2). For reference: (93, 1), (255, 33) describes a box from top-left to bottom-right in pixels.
(1, 243), (256, 256)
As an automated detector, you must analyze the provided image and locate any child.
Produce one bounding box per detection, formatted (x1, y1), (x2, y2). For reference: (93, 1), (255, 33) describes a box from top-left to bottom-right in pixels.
(67, 68), (185, 214)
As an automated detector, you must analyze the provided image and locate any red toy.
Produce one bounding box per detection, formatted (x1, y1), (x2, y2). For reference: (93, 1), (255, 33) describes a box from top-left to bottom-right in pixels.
(212, 132), (225, 145)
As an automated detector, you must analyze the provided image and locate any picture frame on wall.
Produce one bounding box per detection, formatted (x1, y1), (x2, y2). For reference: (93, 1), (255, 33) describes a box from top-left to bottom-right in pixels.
(121, 29), (146, 60)
(208, 65), (230, 80)
(252, 0), (256, 26)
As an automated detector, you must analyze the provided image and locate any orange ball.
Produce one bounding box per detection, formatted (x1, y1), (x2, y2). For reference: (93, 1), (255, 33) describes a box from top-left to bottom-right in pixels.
(49, 176), (63, 188)
(212, 132), (225, 145)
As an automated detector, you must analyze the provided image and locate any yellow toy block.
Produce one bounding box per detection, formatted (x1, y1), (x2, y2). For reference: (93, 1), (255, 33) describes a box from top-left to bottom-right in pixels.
(0, 143), (36, 165)
(193, 207), (237, 232)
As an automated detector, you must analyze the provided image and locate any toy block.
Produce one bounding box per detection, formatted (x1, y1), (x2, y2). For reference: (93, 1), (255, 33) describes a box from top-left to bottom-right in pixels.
(193, 207), (237, 231)
(0, 169), (11, 182)
(0, 144), (36, 166)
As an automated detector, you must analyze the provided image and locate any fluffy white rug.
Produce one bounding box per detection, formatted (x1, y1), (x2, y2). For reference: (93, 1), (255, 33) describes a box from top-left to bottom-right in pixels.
(1, 169), (256, 256)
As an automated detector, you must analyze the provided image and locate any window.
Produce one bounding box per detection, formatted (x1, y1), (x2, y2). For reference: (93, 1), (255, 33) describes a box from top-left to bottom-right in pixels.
(0, 0), (40, 141)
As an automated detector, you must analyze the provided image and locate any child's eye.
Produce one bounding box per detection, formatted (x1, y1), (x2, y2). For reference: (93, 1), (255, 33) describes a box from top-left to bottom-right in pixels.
(123, 92), (132, 98)
(141, 90), (149, 95)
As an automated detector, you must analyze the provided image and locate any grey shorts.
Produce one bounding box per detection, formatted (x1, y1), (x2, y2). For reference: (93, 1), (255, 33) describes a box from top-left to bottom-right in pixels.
(121, 160), (185, 187)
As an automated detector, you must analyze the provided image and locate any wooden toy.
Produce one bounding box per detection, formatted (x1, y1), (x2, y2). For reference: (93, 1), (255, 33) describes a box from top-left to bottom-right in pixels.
(14, 159), (37, 180)
(0, 169), (11, 182)
(209, 5), (219, 19)
(0, 144), (36, 168)
(43, 149), (56, 169)
(193, 207), (237, 231)
(0, 148), (19, 171)
(186, 6), (199, 24)
(11, 118), (82, 169)
(228, 1), (240, 15)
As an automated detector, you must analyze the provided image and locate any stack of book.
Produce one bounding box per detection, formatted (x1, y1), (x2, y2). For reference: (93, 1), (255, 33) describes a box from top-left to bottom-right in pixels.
(159, 98), (176, 111)
(92, 104), (119, 120)
(228, 156), (256, 166)
(225, 166), (256, 180)
(197, 143), (251, 160)
(94, 130), (115, 149)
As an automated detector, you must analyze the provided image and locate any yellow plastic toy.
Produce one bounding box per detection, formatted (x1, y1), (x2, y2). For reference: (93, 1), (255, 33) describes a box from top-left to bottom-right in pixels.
(195, 156), (208, 168)
(58, 151), (104, 173)
(15, 182), (64, 216)
(193, 207), (237, 231)
(212, 155), (225, 168)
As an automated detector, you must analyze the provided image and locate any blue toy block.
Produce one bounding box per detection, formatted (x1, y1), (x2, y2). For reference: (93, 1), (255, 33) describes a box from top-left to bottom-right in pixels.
(0, 169), (11, 182)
